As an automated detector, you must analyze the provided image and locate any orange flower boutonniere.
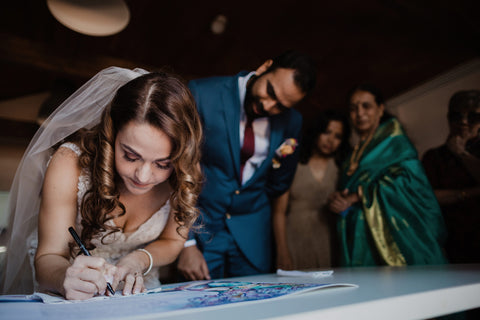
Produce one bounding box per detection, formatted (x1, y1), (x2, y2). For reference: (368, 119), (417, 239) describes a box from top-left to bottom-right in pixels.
(272, 138), (298, 169)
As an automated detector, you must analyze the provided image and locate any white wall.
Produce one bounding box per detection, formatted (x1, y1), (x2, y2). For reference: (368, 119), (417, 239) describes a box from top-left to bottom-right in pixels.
(387, 59), (480, 158)
(0, 191), (9, 231)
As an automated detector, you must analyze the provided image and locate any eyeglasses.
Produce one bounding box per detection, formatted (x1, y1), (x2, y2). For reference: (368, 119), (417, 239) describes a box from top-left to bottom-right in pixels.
(448, 112), (480, 124)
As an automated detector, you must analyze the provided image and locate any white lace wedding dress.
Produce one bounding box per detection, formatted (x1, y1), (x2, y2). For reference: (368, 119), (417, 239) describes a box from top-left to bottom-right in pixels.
(31, 143), (170, 289)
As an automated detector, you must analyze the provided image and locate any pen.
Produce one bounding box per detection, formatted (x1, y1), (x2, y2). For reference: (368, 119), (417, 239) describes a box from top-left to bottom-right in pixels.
(68, 226), (115, 295)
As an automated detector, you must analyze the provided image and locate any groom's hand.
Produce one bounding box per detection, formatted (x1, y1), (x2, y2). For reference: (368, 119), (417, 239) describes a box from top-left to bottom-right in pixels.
(177, 246), (211, 280)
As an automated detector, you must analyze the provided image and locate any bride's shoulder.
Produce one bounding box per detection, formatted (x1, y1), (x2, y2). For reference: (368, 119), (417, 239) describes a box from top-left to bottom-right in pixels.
(47, 143), (83, 176)
(57, 142), (82, 156)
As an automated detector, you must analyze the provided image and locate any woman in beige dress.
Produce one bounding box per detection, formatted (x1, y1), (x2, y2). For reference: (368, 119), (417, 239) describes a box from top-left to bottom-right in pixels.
(273, 110), (350, 270)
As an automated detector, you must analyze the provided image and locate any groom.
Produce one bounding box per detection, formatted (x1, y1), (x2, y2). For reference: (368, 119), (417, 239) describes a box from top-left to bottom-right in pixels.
(178, 50), (316, 280)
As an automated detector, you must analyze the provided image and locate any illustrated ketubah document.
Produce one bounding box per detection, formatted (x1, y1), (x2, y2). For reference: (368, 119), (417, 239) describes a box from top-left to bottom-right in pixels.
(0, 277), (358, 312)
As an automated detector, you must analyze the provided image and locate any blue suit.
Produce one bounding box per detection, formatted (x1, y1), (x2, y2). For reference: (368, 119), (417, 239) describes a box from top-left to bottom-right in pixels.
(189, 72), (302, 276)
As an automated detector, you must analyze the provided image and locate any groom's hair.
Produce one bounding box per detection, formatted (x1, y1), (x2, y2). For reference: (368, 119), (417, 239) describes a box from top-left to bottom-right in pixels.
(267, 50), (317, 95)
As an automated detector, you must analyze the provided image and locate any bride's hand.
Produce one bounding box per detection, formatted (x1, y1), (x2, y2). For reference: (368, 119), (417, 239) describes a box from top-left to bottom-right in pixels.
(113, 252), (148, 295)
(63, 255), (115, 300)
(116, 269), (145, 295)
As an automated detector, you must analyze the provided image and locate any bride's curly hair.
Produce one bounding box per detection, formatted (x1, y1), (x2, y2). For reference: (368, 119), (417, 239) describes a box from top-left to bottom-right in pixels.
(71, 71), (203, 251)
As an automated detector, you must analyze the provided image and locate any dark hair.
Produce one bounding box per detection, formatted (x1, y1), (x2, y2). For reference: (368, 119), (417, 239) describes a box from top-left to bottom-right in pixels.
(299, 109), (351, 165)
(74, 71), (203, 251)
(267, 50), (317, 95)
(346, 83), (392, 123)
(347, 83), (385, 106)
(448, 90), (480, 121)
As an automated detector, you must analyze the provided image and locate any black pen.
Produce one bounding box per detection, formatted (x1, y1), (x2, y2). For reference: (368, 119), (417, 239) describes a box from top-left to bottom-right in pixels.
(68, 226), (115, 295)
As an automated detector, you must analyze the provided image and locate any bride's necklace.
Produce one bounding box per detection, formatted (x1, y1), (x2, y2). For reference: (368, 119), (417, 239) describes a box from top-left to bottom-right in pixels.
(347, 130), (374, 176)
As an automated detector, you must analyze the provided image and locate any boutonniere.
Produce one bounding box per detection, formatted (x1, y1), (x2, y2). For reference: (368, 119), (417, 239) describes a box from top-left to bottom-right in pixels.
(272, 138), (298, 169)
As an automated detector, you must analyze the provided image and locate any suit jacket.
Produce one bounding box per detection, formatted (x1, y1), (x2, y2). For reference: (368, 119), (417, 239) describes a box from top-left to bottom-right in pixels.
(189, 72), (302, 272)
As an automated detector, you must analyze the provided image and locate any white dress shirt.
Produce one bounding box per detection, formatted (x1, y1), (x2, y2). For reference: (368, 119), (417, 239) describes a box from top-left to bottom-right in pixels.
(238, 72), (270, 185)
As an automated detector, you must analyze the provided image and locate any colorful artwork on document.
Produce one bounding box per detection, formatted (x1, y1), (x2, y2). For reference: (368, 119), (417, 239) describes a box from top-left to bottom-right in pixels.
(158, 280), (328, 308)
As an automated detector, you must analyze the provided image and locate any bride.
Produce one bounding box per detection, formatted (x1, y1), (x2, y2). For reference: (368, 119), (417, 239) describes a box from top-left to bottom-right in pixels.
(1, 67), (203, 299)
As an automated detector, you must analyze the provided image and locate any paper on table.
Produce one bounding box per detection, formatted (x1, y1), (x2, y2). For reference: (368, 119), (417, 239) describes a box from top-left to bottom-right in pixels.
(276, 269), (334, 278)
(0, 286), (163, 304)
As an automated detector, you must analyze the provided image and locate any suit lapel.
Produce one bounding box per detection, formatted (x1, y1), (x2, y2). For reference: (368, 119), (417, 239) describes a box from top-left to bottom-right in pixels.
(268, 116), (284, 160)
(222, 77), (241, 181)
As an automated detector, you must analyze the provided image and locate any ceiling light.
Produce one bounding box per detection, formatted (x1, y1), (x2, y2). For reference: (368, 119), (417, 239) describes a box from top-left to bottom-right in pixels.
(211, 14), (227, 35)
(46, 0), (130, 37)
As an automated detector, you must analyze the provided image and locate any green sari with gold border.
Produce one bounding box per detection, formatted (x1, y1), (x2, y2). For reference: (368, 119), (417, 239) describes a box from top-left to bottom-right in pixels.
(338, 118), (447, 266)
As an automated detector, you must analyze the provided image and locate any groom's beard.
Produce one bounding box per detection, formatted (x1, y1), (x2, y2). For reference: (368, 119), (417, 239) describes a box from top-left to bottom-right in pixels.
(244, 74), (269, 119)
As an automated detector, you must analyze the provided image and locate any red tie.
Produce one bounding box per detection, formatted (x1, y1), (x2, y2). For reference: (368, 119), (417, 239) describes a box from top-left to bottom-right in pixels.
(240, 117), (255, 182)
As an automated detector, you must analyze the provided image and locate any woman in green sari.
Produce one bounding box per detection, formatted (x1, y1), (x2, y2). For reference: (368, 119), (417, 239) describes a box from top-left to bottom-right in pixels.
(328, 84), (447, 266)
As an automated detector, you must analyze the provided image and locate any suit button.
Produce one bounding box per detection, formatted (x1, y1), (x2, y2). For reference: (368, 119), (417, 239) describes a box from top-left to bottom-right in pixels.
(226, 213), (231, 219)
(235, 190), (240, 195)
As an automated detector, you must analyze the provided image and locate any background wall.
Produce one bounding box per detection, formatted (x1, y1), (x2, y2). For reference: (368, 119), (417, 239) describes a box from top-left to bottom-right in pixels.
(387, 59), (480, 158)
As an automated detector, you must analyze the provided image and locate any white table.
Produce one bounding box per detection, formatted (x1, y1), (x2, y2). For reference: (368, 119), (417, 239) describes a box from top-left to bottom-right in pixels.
(1, 264), (479, 319)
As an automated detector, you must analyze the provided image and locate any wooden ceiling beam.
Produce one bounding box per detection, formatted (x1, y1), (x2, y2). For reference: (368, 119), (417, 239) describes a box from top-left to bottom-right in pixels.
(0, 33), (153, 79)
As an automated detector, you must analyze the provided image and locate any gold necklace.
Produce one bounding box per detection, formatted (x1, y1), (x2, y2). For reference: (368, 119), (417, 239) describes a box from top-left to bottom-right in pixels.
(347, 130), (374, 176)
